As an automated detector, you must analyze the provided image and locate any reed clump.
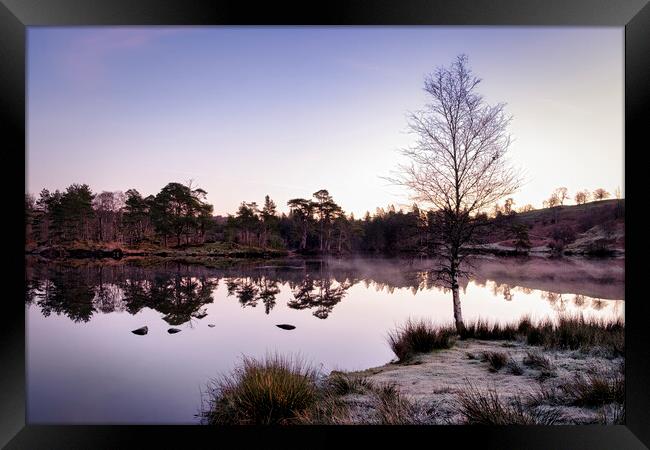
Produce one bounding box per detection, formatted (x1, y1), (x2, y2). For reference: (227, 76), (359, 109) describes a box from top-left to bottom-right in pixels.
(200, 353), (319, 425)
(387, 318), (456, 362)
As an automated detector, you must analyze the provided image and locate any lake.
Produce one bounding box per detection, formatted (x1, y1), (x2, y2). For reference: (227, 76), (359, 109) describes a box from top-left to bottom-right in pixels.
(25, 256), (624, 424)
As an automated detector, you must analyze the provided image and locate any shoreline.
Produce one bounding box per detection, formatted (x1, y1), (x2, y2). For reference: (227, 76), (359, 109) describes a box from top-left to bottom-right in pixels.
(335, 338), (623, 424)
(25, 242), (624, 262)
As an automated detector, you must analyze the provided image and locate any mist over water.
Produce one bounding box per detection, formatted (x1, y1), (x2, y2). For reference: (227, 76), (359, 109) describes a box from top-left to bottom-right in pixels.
(25, 256), (623, 423)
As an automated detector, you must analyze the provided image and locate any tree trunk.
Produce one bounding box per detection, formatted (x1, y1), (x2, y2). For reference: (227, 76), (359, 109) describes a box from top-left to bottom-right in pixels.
(301, 223), (307, 250)
(451, 281), (464, 334)
(450, 252), (465, 335)
(319, 221), (324, 251)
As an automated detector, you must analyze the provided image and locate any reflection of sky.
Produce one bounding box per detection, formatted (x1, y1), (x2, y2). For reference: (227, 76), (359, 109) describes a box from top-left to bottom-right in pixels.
(27, 275), (623, 424)
(28, 27), (623, 217)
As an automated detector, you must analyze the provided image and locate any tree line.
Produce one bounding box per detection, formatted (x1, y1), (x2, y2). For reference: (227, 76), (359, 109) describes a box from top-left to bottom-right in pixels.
(543, 186), (618, 208)
(25, 182), (213, 248)
(25, 181), (622, 256)
(25, 183), (441, 254)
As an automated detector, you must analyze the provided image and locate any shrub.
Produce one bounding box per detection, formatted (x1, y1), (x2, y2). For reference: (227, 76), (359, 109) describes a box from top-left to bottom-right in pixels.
(387, 319), (456, 362)
(200, 354), (319, 424)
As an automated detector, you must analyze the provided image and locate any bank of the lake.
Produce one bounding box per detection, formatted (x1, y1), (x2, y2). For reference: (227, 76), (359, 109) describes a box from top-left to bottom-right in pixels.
(334, 338), (624, 424)
(199, 313), (624, 425)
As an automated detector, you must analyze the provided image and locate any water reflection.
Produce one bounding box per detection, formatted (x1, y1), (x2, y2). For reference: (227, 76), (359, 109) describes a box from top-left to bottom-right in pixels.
(25, 257), (624, 325)
(226, 277), (279, 314)
(25, 256), (624, 424)
(26, 264), (217, 326)
(288, 276), (352, 319)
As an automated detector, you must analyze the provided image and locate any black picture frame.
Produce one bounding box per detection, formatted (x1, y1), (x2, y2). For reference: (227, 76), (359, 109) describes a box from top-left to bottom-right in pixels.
(1, 0), (648, 448)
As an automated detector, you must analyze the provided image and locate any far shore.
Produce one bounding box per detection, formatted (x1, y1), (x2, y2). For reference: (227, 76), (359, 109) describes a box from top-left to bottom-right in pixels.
(25, 238), (624, 262)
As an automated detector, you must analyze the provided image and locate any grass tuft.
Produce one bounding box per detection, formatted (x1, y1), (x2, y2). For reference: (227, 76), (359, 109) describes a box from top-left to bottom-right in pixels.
(505, 357), (524, 376)
(327, 372), (374, 395)
(460, 319), (519, 341)
(387, 319), (456, 362)
(372, 383), (427, 425)
(597, 402), (625, 425)
(523, 351), (554, 371)
(456, 382), (562, 425)
(458, 315), (623, 356)
(525, 316), (624, 356)
(560, 372), (624, 407)
(523, 350), (556, 379)
(200, 353), (319, 424)
(480, 351), (508, 372)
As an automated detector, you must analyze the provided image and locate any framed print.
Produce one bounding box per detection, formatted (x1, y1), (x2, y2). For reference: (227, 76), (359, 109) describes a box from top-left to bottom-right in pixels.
(1, 0), (648, 448)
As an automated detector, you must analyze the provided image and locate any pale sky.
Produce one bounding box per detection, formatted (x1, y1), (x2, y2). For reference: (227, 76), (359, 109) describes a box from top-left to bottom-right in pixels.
(27, 27), (624, 217)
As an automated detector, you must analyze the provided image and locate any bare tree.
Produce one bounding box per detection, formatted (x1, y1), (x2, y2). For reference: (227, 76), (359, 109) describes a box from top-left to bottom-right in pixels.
(93, 191), (125, 242)
(574, 190), (590, 205)
(387, 55), (521, 333)
(593, 188), (610, 201)
(503, 197), (515, 215)
(554, 187), (569, 206)
(546, 192), (560, 208)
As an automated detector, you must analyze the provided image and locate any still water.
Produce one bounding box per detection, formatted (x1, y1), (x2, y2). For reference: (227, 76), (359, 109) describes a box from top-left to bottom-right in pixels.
(25, 256), (624, 424)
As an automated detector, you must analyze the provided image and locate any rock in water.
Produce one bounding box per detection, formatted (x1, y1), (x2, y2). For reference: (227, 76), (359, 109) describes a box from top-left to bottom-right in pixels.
(168, 328), (181, 334)
(132, 326), (148, 335)
(208, 324), (215, 328)
(276, 324), (296, 330)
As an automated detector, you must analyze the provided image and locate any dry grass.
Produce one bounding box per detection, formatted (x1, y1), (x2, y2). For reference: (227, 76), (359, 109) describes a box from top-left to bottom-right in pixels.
(460, 315), (623, 357)
(560, 372), (624, 407)
(387, 319), (456, 362)
(460, 319), (520, 341)
(200, 354), (319, 424)
(293, 395), (352, 425)
(480, 351), (508, 372)
(456, 381), (563, 425)
(505, 357), (524, 375)
(372, 383), (427, 425)
(327, 371), (374, 395)
(523, 350), (554, 371)
(597, 402), (625, 424)
(522, 350), (556, 379)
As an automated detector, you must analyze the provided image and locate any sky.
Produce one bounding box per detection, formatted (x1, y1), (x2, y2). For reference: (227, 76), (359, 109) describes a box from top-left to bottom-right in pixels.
(27, 27), (624, 217)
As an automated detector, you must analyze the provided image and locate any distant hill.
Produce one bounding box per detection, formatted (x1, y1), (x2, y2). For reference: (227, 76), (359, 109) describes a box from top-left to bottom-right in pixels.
(478, 199), (624, 256)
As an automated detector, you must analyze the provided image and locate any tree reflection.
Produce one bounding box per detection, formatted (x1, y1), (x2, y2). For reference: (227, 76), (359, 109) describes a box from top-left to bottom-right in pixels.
(225, 276), (280, 314)
(35, 270), (96, 322)
(142, 275), (217, 325)
(25, 259), (624, 325)
(287, 275), (352, 319)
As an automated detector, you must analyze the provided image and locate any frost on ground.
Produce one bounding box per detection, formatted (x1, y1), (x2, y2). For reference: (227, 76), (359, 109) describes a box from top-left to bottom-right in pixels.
(332, 339), (623, 425)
